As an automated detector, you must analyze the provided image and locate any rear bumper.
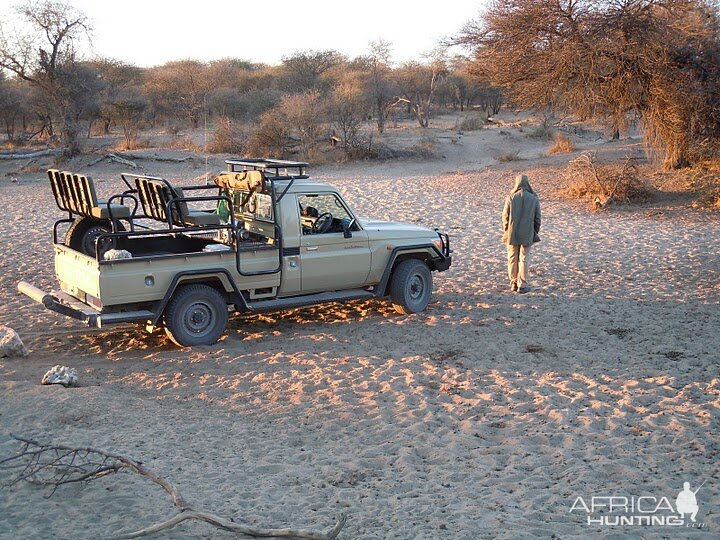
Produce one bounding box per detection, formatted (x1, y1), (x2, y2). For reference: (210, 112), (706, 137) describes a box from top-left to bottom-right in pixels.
(17, 281), (154, 328)
(18, 281), (100, 325)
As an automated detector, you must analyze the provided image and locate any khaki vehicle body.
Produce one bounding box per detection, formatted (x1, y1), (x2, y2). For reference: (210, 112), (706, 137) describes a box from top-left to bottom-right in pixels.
(19, 160), (451, 346)
(55, 247), (277, 306)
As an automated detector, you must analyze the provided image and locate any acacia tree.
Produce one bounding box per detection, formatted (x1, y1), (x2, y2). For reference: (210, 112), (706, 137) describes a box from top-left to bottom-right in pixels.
(0, 1), (92, 156)
(281, 90), (327, 159)
(145, 60), (212, 128)
(280, 49), (346, 92)
(395, 53), (448, 128)
(0, 74), (26, 140)
(455, 0), (720, 168)
(445, 56), (501, 113)
(88, 58), (144, 135)
(247, 108), (292, 157)
(246, 91), (327, 159)
(107, 90), (148, 148)
(366, 40), (395, 133)
(328, 70), (369, 155)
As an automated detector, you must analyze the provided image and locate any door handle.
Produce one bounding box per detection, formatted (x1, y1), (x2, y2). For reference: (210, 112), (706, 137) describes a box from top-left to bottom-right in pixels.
(306, 246), (318, 251)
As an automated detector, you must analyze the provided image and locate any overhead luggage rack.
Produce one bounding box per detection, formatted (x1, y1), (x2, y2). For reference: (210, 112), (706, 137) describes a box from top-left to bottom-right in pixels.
(225, 158), (310, 180)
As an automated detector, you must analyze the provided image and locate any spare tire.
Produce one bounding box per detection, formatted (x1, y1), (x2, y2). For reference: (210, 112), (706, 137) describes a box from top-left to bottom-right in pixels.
(65, 217), (125, 258)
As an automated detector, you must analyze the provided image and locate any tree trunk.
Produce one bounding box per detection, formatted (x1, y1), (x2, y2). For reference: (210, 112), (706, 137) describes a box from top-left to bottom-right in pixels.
(375, 98), (385, 133)
(665, 152), (690, 170)
(59, 104), (81, 156)
(42, 116), (55, 140)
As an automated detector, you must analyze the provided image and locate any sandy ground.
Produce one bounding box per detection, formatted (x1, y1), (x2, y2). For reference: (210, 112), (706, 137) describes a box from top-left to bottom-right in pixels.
(0, 116), (719, 539)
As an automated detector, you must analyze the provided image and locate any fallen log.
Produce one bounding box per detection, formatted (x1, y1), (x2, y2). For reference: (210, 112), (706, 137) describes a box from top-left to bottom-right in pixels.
(106, 153), (139, 168)
(0, 148), (64, 160)
(85, 152), (195, 169)
(113, 151), (194, 163)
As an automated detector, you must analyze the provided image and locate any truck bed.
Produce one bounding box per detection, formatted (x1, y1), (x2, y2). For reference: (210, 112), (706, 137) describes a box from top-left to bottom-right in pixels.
(55, 233), (281, 308)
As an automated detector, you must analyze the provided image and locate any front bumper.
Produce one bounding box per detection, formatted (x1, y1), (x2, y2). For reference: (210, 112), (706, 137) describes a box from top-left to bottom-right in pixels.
(434, 256), (452, 272)
(434, 229), (452, 271)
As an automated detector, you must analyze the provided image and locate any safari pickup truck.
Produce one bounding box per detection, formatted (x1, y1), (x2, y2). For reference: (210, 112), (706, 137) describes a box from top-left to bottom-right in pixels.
(18, 159), (451, 346)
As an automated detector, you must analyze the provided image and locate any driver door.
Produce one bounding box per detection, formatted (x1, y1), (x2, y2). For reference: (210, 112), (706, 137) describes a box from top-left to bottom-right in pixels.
(298, 193), (371, 293)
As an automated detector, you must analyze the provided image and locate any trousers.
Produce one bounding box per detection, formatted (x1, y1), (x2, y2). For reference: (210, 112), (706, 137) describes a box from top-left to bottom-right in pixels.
(507, 244), (531, 287)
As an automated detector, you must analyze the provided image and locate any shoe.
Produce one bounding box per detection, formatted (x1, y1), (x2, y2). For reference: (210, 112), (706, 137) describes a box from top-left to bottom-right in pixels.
(510, 282), (518, 292)
(518, 285), (529, 294)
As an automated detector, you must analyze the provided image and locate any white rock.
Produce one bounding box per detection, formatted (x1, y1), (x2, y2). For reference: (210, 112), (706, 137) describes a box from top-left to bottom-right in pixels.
(41, 365), (79, 387)
(0, 326), (28, 358)
(104, 249), (133, 260)
(203, 243), (232, 252)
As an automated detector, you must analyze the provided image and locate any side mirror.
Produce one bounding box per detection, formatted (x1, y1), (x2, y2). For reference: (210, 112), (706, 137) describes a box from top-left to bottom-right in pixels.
(343, 218), (356, 238)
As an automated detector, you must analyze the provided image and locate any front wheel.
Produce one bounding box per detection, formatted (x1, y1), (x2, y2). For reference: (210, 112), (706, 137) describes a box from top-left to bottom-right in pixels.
(164, 284), (228, 347)
(389, 259), (433, 315)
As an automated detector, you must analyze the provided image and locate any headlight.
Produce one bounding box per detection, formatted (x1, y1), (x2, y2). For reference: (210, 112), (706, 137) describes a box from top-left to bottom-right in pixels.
(433, 238), (444, 251)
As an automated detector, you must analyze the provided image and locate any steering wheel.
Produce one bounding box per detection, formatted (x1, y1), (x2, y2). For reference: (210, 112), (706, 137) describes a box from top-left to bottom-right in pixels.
(312, 212), (333, 234)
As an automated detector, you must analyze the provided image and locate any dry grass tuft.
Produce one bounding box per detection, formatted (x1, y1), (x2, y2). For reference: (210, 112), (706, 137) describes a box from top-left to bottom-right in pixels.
(456, 115), (485, 132)
(114, 138), (151, 151)
(496, 150), (521, 162)
(548, 133), (575, 154)
(411, 136), (438, 158)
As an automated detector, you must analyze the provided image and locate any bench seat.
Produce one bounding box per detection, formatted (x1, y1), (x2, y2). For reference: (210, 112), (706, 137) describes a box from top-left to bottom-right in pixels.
(183, 210), (221, 226)
(48, 169), (131, 221)
(134, 176), (222, 228)
(92, 201), (132, 219)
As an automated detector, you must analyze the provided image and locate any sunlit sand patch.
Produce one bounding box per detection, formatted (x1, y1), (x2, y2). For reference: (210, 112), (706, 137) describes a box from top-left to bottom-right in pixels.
(1, 136), (719, 538)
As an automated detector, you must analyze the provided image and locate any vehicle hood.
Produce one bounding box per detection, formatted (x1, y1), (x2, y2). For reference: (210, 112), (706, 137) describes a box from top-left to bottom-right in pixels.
(359, 218), (437, 240)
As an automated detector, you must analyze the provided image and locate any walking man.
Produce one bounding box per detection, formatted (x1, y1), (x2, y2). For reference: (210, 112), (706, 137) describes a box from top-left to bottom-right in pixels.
(502, 174), (541, 293)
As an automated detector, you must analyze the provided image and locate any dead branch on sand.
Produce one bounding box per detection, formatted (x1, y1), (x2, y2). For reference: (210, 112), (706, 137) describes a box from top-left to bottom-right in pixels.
(85, 153), (194, 170)
(84, 153), (140, 169)
(1, 434), (346, 540)
(0, 148), (64, 160)
(566, 152), (645, 209)
(119, 152), (194, 164)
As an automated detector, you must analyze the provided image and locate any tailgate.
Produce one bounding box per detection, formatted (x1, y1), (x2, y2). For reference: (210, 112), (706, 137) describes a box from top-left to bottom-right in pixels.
(54, 244), (101, 298)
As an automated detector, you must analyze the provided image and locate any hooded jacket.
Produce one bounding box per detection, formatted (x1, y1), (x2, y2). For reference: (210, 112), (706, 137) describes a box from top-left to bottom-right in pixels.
(502, 175), (541, 246)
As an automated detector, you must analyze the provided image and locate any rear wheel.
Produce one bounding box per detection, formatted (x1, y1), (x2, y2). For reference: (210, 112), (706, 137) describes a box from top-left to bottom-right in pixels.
(164, 284), (228, 347)
(389, 259), (433, 315)
(65, 217), (125, 258)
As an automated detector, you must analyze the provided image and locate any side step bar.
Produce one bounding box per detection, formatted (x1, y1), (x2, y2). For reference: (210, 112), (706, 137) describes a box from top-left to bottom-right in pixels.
(250, 289), (375, 312)
(18, 281), (154, 328)
(18, 280), (376, 329)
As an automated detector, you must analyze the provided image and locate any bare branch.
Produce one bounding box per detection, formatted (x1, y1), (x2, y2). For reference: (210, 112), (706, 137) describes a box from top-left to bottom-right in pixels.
(114, 510), (347, 540)
(3, 435), (346, 539)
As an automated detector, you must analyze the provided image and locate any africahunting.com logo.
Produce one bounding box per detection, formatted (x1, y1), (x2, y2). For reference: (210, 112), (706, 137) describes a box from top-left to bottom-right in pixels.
(569, 480), (708, 528)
